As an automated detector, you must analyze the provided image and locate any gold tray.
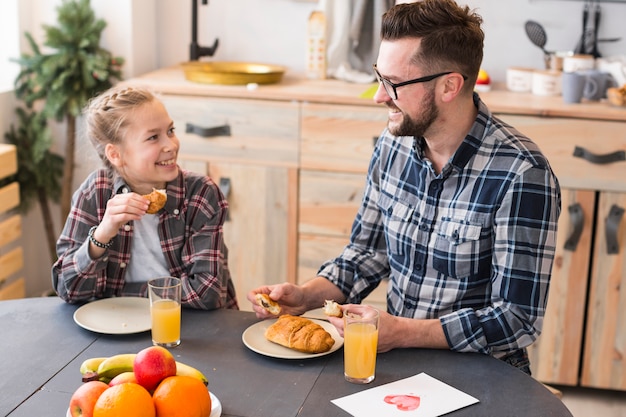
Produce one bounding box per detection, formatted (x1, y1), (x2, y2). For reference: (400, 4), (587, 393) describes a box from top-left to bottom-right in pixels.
(182, 61), (286, 85)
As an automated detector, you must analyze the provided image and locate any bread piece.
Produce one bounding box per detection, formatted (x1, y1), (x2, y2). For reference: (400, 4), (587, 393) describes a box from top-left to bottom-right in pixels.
(265, 315), (335, 354)
(323, 300), (343, 318)
(143, 188), (167, 214)
(255, 293), (281, 315)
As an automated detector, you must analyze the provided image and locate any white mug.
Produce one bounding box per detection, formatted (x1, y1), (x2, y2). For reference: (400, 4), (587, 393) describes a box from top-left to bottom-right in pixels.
(563, 54), (595, 73)
(506, 67), (534, 92)
(532, 70), (562, 96)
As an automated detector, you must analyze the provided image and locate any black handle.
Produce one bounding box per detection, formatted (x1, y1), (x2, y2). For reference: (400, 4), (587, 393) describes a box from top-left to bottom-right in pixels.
(605, 204), (624, 255)
(186, 123), (231, 138)
(219, 177), (231, 221)
(573, 146), (626, 165)
(564, 203), (584, 251)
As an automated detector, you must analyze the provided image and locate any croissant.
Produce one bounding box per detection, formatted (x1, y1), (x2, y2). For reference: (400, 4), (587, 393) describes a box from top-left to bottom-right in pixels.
(264, 315), (335, 354)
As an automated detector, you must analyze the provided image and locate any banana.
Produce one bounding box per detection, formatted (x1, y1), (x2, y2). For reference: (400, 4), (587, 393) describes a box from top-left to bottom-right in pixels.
(79, 357), (108, 375)
(96, 353), (137, 380)
(176, 361), (209, 386)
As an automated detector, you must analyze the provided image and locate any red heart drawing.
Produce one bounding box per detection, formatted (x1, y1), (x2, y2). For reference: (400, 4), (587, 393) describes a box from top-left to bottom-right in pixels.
(384, 394), (421, 411)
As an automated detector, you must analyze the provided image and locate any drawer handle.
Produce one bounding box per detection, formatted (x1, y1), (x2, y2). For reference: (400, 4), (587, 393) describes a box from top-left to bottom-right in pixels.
(605, 204), (624, 255)
(186, 123), (231, 138)
(573, 146), (626, 165)
(219, 177), (231, 221)
(564, 203), (584, 251)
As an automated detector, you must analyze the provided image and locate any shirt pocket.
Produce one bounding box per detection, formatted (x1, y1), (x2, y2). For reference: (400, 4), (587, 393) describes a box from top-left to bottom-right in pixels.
(433, 217), (486, 278)
(377, 193), (416, 256)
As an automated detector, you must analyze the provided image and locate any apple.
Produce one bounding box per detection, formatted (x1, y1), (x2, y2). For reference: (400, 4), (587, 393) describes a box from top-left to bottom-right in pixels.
(69, 380), (109, 417)
(133, 346), (176, 391)
(475, 68), (491, 92)
(108, 371), (138, 387)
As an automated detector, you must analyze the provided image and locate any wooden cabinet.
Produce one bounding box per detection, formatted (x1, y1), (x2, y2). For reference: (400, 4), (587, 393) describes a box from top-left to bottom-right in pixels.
(0, 144), (24, 300)
(298, 103), (388, 309)
(500, 115), (626, 391)
(161, 95), (299, 311)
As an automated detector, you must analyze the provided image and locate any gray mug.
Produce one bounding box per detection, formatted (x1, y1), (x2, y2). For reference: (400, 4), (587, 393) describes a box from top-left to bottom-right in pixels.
(580, 70), (615, 101)
(562, 71), (596, 104)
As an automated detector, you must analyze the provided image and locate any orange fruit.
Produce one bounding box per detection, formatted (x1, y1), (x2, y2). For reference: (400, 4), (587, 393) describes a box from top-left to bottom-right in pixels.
(93, 382), (155, 417)
(152, 375), (212, 417)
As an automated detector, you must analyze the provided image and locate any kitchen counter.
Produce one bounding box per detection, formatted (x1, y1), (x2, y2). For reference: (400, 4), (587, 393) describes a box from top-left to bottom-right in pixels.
(128, 65), (626, 121)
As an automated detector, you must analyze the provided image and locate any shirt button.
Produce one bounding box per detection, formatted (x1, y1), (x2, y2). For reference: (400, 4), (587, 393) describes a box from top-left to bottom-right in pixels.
(419, 224), (429, 231)
(415, 264), (422, 271)
(124, 224), (131, 231)
(120, 262), (126, 268)
(173, 209), (180, 215)
(121, 187), (129, 193)
(103, 257), (108, 262)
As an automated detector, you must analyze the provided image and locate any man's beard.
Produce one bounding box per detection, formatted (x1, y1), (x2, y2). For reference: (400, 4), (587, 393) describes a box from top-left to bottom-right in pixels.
(387, 88), (438, 138)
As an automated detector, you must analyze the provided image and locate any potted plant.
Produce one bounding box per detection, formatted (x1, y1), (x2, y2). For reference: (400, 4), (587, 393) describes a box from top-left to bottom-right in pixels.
(3, 0), (124, 269)
(12, 0), (124, 227)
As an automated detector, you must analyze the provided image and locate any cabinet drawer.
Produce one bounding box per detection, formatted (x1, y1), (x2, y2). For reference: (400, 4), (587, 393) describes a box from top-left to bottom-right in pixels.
(497, 115), (626, 192)
(162, 95), (299, 167)
(299, 170), (364, 238)
(301, 103), (387, 173)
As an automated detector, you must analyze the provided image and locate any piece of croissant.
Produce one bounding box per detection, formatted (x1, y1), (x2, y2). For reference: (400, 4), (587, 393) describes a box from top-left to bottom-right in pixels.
(264, 315), (335, 354)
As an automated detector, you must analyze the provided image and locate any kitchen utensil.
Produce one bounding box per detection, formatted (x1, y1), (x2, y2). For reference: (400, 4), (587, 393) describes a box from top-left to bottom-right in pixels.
(590, 2), (601, 58)
(575, 1), (590, 54)
(525, 20), (552, 69)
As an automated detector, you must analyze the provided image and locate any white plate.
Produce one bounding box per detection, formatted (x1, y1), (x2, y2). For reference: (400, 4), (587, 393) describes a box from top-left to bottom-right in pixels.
(242, 317), (344, 359)
(73, 297), (151, 334)
(66, 391), (222, 417)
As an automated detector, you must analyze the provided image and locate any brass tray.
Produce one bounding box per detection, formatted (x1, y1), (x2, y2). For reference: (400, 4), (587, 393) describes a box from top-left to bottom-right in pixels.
(182, 61), (286, 85)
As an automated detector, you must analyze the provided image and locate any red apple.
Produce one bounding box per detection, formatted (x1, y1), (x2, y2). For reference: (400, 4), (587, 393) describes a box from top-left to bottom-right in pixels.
(69, 380), (109, 417)
(108, 371), (138, 387)
(133, 346), (176, 391)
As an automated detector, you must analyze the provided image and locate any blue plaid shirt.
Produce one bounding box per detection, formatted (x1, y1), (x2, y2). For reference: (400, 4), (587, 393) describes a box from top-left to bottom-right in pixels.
(318, 94), (561, 357)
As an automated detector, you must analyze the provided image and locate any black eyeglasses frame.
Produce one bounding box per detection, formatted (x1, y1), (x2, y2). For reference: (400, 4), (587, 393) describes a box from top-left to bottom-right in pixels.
(372, 64), (468, 100)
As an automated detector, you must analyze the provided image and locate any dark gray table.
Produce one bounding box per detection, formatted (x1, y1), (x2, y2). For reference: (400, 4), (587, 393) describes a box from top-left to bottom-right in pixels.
(2, 296), (573, 417)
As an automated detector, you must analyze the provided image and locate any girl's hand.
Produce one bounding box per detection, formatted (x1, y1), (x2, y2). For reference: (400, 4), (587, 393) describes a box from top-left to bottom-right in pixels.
(96, 193), (150, 241)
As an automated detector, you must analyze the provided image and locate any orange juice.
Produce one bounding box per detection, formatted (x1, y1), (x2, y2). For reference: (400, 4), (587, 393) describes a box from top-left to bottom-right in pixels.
(344, 322), (378, 382)
(150, 299), (181, 346)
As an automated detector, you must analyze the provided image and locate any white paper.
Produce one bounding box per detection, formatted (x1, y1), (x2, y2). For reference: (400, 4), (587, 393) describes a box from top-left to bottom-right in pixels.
(331, 373), (479, 417)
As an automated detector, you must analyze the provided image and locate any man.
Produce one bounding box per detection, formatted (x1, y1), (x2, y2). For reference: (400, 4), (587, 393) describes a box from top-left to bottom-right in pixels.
(248, 0), (560, 374)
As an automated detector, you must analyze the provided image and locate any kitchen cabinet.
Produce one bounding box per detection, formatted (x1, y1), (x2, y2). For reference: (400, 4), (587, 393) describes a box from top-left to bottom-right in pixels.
(159, 95), (299, 311)
(499, 115), (626, 390)
(125, 66), (626, 390)
(0, 144), (24, 300)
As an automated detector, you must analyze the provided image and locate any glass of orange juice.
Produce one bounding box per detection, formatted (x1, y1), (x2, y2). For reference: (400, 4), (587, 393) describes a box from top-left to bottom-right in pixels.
(148, 277), (182, 347)
(343, 305), (379, 384)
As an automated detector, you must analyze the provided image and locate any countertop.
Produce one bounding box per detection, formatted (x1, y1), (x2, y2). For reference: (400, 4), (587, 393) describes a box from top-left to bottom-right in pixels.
(126, 66), (626, 122)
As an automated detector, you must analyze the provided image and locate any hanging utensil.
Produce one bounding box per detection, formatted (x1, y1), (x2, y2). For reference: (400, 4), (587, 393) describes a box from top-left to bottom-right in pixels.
(590, 1), (601, 58)
(574, 1), (590, 54)
(524, 20), (552, 69)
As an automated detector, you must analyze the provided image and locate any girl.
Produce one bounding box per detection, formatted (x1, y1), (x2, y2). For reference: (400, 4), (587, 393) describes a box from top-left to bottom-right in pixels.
(52, 86), (238, 310)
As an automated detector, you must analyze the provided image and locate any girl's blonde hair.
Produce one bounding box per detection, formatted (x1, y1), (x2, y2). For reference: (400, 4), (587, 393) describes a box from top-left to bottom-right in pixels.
(84, 86), (156, 173)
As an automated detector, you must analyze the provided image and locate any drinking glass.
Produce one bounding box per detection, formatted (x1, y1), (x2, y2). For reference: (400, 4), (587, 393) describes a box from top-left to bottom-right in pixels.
(343, 305), (379, 384)
(148, 276), (182, 347)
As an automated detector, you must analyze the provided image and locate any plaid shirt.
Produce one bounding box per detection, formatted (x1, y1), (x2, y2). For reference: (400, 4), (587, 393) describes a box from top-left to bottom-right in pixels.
(318, 95), (560, 357)
(52, 168), (238, 310)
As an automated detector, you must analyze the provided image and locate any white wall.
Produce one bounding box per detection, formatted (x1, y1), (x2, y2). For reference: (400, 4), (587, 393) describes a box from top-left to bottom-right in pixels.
(8, 0), (626, 297)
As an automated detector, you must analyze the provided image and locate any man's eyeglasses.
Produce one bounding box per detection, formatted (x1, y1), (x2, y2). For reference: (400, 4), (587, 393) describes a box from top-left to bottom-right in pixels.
(372, 64), (468, 100)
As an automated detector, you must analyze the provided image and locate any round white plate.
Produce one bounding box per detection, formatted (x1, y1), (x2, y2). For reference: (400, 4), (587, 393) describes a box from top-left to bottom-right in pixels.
(242, 318), (344, 359)
(73, 297), (151, 334)
(66, 391), (221, 417)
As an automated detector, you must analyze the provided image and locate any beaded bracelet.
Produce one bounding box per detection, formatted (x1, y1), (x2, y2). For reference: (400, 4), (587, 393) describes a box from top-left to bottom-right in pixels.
(88, 225), (114, 249)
